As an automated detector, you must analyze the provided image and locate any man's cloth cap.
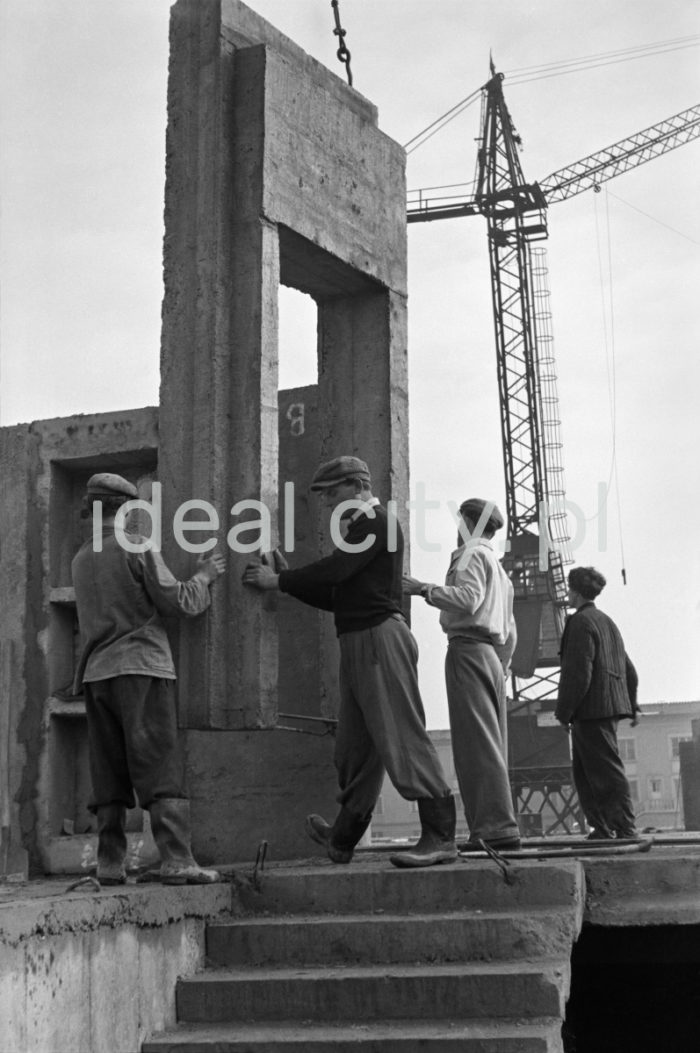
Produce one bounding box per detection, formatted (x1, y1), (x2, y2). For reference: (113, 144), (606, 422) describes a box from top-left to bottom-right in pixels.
(459, 497), (505, 532)
(86, 473), (138, 499)
(310, 456), (371, 491)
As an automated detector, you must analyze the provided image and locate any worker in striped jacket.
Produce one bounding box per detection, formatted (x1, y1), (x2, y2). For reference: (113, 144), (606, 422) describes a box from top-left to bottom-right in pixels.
(556, 566), (640, 840)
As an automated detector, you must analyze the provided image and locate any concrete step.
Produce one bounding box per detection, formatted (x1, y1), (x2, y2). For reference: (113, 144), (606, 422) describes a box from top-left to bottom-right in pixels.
(176, 960), (569, 1024)
(235, 859), (584, 918)
(207, 905), (578, 967)
(583, 848), (700, 925)
(142, 1016), (564, 1051)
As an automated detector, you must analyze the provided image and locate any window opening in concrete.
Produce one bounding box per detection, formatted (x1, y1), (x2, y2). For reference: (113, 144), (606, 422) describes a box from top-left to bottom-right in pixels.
(277, 285), (318, 390)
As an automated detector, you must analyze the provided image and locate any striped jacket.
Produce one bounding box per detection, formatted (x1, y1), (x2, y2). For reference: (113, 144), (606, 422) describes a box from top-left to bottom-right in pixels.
(555, 602), (639, 724)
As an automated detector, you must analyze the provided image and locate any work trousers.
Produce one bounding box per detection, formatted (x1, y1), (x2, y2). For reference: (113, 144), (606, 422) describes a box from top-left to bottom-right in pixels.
(571, 718), (636, 836)
(84, 675), (188, 812)
(445, 637), (519, 842)
(335, 615), (451, 819)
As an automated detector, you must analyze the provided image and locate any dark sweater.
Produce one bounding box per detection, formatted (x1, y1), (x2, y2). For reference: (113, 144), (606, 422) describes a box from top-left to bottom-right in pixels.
(278, 505), (404, 635)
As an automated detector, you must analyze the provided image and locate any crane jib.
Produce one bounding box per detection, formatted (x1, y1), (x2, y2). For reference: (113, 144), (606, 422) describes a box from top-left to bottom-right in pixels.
(406, 103), (700, 220)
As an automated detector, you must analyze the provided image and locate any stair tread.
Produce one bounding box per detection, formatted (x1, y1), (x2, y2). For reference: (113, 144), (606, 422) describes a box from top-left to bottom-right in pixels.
(212, 905), (573, 926)
(184, 959), (568, 982)
(144, 1015), (562, 1042)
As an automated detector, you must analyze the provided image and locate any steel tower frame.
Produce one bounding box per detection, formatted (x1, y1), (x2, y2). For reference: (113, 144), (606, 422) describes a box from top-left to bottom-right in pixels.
(406, 74), (700, 832)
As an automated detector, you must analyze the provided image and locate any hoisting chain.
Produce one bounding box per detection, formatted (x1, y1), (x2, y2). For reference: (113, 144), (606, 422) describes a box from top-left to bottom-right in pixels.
(330, 0), (353, 86)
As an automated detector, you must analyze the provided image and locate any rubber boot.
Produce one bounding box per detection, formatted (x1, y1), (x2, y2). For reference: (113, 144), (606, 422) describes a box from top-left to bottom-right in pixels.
(149, 798), (221, 884)
(96, 804), (127, 885)
(305, 806), (371, 864)
(390, 795), (458, 868)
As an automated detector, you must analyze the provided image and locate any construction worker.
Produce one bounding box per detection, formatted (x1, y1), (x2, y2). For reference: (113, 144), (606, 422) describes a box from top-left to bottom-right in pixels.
(556, 566), (640, 840)
(404, 498), (521, 852)
(72, 472), (226, 885)
(243, 455), (458, 869)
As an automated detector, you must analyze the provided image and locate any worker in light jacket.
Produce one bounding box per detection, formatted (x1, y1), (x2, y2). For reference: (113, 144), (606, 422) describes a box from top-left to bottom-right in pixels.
(555, 566), (640, 840)
(403, 498), (521, 853)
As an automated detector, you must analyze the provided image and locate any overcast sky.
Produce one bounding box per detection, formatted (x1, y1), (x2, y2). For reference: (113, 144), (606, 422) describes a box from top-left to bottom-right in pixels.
(1, 0), (698, 725)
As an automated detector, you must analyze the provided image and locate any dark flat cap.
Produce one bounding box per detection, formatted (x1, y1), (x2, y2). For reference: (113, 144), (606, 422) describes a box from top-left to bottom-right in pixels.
(86, 473), (138, 499)
(459, 498), (505, 532)
(310, 456), (371, 491)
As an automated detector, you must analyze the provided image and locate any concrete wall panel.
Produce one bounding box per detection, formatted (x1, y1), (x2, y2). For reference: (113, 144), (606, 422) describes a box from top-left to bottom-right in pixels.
(0, 425), (34, 879)
(161, 0), (407, 729)
(185, 728), (338, 864)
(260, 50), (406, 293)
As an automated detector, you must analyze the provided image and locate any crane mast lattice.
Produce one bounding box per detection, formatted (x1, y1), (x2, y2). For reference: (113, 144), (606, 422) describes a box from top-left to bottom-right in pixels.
(407, 70), (700, 831)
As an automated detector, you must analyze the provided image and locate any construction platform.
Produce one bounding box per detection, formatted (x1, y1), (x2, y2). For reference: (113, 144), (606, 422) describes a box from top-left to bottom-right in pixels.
(2, 836), (700, 1052)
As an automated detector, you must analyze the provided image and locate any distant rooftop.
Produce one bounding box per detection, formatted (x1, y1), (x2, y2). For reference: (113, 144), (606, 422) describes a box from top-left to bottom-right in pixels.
(639, 700), (700, 711)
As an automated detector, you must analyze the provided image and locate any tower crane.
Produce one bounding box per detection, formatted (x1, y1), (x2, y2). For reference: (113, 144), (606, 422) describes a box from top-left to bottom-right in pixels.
(407, 68), (700, 832)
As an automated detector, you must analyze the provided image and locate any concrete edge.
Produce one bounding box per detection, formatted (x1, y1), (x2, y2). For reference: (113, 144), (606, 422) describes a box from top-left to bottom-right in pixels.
(0, 880), (234, 948)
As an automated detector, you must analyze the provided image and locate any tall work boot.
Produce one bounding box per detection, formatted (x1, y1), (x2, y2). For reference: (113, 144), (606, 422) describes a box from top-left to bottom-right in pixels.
(149, 798), (221, 885)
(305, 806), (371, 864)
(390, 795), (458, 869)
(96, 804), (127, 885)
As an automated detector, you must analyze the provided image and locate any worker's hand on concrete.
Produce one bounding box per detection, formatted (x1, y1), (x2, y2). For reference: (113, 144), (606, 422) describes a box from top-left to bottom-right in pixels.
(196, 552), (226, 583)
(272, 548), (289, 572)
(261, 548), (289, 573)
(631, 710), (641, 728)
(402, 575), (424, 595)
(242, 562), (279, 590)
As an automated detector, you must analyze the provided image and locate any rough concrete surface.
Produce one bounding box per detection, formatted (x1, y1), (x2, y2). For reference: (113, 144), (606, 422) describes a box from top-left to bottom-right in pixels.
(583, 843), (700, 926)
(0, 878), (233, 1053)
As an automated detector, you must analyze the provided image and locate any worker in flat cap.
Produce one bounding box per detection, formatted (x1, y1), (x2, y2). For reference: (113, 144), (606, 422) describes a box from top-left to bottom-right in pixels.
(72, 472), (226, 885)
(404, 497), (521, 853)
(556, 567), (640, 840)
(243, 455), (457, 869)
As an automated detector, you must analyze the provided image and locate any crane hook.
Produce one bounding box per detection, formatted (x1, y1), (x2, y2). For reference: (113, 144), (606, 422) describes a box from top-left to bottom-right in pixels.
(330, 0), (353, 86)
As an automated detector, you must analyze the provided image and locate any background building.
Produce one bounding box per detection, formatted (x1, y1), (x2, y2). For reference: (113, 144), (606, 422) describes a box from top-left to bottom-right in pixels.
(370, 701), (700, 842)
(618, 701), (700, 830)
